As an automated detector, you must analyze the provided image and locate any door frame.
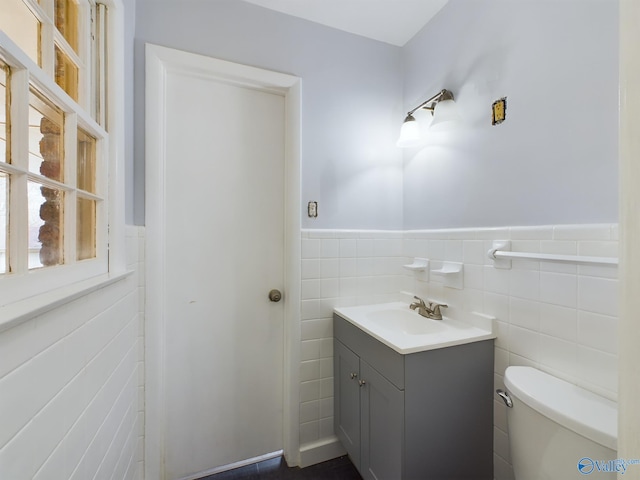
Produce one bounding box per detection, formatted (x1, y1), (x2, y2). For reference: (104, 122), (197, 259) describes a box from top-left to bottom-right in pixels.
(618, 1), (640, 467)
(144, 43), (302, 479)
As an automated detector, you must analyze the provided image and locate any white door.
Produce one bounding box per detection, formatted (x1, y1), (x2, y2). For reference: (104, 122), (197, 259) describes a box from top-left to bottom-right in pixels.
(145, 45), (300, 480)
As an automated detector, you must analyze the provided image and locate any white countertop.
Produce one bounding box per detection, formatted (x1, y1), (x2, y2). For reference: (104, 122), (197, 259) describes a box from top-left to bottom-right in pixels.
(334, 302), (496, 355)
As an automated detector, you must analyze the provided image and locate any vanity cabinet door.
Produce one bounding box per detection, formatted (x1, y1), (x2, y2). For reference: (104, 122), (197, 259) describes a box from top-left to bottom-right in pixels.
(334, 339), (361, 467)
(360, 360), (404, 480)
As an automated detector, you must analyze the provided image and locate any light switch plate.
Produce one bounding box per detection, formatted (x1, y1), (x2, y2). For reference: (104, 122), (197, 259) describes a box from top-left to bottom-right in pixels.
(307, 201), (318, 218)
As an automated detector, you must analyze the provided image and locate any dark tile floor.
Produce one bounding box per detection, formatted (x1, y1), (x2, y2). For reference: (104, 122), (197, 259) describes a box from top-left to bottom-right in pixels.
(198, 455), (362, 480)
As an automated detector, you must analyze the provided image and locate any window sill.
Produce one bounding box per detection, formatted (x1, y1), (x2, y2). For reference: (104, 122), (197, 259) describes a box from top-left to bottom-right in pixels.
(0, 269), (134, 333)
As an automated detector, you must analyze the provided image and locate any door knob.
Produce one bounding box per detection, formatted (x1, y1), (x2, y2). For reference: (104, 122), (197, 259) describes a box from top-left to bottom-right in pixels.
(268, 289), (282, 302)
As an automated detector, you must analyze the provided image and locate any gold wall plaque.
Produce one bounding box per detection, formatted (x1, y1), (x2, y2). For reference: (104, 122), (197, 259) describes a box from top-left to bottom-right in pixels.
(492, 97), (507, 125)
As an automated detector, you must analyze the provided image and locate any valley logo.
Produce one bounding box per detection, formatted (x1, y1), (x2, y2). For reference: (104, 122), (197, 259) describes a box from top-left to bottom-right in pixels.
(578, 457), (640, 475)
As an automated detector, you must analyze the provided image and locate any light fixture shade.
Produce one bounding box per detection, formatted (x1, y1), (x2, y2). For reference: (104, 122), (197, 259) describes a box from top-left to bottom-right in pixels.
(430, 99), (461, 128)
(396, 115), (421, 148)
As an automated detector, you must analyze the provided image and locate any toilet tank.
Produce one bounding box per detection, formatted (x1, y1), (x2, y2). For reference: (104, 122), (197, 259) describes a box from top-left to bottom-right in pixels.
(503, 366), (617, 480)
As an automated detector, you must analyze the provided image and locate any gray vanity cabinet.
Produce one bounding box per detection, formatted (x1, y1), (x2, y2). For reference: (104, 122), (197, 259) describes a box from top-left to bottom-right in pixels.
(334, 340), (361, 467)
(335, 339), (404, 480)
(359, 360), (404, 480)
(334, 313), (494, 480)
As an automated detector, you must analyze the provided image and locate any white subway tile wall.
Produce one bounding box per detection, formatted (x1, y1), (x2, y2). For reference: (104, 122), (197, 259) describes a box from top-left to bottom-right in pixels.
(302, 224), (618, 480)
(299, 230), (406, 446)
(0, 226), (144, 480)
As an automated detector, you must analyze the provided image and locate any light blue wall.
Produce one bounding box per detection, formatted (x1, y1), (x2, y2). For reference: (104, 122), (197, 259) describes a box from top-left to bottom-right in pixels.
(129, 1), (619, 230)
(401, 0), (619, 229)
(132, 0), (404, 229)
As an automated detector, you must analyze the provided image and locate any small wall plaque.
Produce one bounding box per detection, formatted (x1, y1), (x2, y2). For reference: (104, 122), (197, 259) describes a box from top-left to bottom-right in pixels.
(492, 97), (507, 125)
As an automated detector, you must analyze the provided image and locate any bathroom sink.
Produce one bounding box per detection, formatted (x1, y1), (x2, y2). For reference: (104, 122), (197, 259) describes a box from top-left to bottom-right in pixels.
(334, 301), (496, 354)
(367, 309), (448, 335)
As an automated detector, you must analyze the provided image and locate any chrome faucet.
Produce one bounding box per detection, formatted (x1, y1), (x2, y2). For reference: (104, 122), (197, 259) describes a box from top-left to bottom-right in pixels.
(409, 296), (448, 320)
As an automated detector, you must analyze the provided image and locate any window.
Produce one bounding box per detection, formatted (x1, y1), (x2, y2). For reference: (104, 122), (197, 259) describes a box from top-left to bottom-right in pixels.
(0, 0), (116, 307)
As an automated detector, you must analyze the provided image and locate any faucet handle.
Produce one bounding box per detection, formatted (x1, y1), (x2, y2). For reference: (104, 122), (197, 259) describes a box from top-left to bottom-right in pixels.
(413, 295), (427, 306)
(429, 302), (448, 319)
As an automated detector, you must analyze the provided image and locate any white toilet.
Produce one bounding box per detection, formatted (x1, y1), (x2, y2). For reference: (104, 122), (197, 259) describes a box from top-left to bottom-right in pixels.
(498, 366), (617, 479)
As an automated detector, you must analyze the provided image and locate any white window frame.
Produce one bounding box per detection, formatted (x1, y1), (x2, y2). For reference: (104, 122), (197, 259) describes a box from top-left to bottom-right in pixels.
(8, 0), (95, 113)
(0, 0), (125, 324)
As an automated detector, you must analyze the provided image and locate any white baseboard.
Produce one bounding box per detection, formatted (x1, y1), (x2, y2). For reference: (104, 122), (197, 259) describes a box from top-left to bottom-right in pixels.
(299, 436), (347, 468)
(178, 451), (283, 480)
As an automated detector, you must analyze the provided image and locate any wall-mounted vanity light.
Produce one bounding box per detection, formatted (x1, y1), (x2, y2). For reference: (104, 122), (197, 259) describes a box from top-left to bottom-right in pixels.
(396, 89), (460, 148)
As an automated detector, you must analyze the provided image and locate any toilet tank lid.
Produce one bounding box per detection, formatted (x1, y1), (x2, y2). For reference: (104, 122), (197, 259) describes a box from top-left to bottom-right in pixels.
(504, 366), (617, 450)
